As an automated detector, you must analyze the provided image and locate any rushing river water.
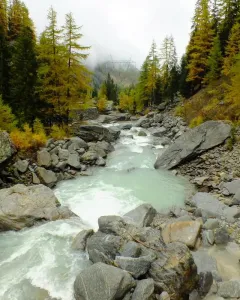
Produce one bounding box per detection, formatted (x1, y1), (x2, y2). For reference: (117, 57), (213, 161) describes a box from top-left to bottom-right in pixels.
(0, 125), (193, 300)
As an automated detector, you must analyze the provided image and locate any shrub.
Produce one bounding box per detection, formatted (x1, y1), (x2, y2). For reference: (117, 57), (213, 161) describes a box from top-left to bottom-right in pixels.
(97, 96), (108, 112)
(189, 115), (204, 128)
(0, 97), (17, 132)
(10, 121), (47, 151)
(50, 124), (69, 139)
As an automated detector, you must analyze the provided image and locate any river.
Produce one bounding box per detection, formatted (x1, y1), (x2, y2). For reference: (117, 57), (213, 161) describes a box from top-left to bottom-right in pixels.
(0, 125), (193, 300)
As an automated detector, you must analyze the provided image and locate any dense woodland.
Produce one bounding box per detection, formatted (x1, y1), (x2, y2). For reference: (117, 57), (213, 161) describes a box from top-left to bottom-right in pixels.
(0, 0), (240, 150)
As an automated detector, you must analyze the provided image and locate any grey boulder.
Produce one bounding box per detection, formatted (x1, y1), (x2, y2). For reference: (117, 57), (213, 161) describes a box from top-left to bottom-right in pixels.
(220, 179), (240, 196)
(154, 121), (231, 169)
(75, 125), (120, 142)
(14, 159), (29, 173)
(0, 184), (74, 231)
(218, 281), (240, 298)
(74, 262), (135, 300)
(123, 204), (157, 227)
(131, 279), (155, 300)
(37, 149), (51, 167)
(36, 167), (57, 187)
(67, 153), (81, 169)
(0, 131), (16, 164)
(72, 229), (94, 251)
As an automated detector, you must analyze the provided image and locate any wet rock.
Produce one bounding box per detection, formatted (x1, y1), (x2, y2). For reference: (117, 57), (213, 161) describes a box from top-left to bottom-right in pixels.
(154, 121), (231, 170)
(96, 157), (106, 166)
(151, 127), (167, 137)
(0, 131), (16, 164)
(67, 153), (81, 169)
(149, 242), (198, 300)
(214, 227), (229, 245)
(37, 149), (51, 167)
(202, 230), (215, 246)
(14, 159), (29, 173)
(80, 150), (98, 164)
(96, 141), (114, 153)
(115, 255), (154, 278)
(87, 231), (122, 264)
(68, 137), (88, 151)
(123, 204), (157, 227)
(218, 280), (240, 298)
(72, 229), (94, 251)
(131, 279), (154, 300)
(162, 220), (201, 248)
(198, 272), (213, 297)
(74, 262), (136, 300)
(0, 184), (74, 231)
(203, 219), (219, 230)
(75, 125), (120, 143)
(138, 130), (147, 137)
(37, 167), (57, 187)
(120, 241), (142, 258)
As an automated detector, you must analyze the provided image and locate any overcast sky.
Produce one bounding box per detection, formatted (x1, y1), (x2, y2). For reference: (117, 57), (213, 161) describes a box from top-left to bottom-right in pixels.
(24, 0), (196, 67)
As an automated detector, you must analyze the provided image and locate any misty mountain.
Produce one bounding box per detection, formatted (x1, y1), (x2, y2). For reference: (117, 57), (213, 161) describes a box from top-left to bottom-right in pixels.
(92, 61), (140, 89)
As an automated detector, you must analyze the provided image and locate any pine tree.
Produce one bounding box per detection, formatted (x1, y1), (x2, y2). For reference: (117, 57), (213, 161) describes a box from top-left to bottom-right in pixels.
(10, 26), (38, 125)
(187, 0), (214, 87)
(0, 0), (9, 100)
(179, 55), (193, 98)
(146, 40), (160, 105)
(63, 12), (91, 122)
(206, 35), (222, 81)
(37, 7), (66, 124)
(104, 73), (118, 103)
(222, 22), (240, 75)
(136, 56), (151, 108)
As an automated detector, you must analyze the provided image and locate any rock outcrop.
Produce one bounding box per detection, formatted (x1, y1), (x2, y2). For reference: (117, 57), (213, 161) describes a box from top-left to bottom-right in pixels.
(75, 125), (120, 142)
(154, 121), (231, 170)
(0, 184), (75, 231)
(0, 131), (16, 164)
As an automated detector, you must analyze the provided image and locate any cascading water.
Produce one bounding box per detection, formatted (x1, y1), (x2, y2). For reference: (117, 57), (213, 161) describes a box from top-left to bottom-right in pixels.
(0, 125), (193, 300)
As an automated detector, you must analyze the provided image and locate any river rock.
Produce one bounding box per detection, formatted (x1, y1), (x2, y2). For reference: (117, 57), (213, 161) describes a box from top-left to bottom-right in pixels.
(51, 153), (59, 166)
(162, 220), (201, 248)
(68, 136), (88, 151)
(151, 127), (167, 137)
(87, 231), (123, 264)
(75, 125), (120, 142)
(36, 167), (57, 187)
(89, 143), (107, 158)
(131, 279), (154, 300)
(159, 292), (171, 300)
(0, 184), (74, 231)
(98, 215), (128, 236)
(214, 227), (229, 245)
(191, 193), (227, 220)
(149, 242), (198, 299)
(72, 229), (94, 251)
(120, 241), (142, 258)
(198, 272), (213, 297)
(138, 130), (147, 137)
(37, 149), (51, 167)
(74, 262), (135, 300)
(220, 179), (240, 196)
(233, 189), (240, 204)
(154, 121), (231, 169)
(218, 281), (240, 298)
(80, 150), (98, 164)
(67, 153), (81, 169)
(203, 219), (219, 230)
(96, 157), (106, 166)
(123, 204), (157, 227)
(58, 149), (69, 160)
(0, 131), (16, 164)
(135, 116), (149, 127)
(115, 255), (154, 278)
(14, 159), (29, 173)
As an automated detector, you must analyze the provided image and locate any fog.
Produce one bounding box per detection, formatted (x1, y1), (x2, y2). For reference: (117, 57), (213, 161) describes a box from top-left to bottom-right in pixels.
(24, 0), (196, 68)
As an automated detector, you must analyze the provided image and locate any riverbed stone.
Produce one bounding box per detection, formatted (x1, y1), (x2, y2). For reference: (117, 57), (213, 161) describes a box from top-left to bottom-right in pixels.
(58, 149), (69, 161)
(149, 242), (198, 300)
(74, 262), (136, 300)
(204, 219), (220, 230)
(198, 272), (213, 297)
(131, 279), (154, 300)
(75, 125), (120, 143)
(68, 137), (88, 151)
(221, 179), (240, 196)
(120, 241), (142, 258)
(14, 159), (29, 173)
(154, 121), (231, 170)
(138, 130), (147, 137)
(96, 141), (114, 153)
(162, 220), (201, 248)
(202, 230), (215, 246)
(115, 255), (154, 278)
(51, 153), (59, 166)
(218, 281), (240, 298)
(0, 184), (74, 231)
(72, 229), (94, 251)
(96, 157), (106, 166)
(0, 131), (16, 164)
(36, 167), (57, 187)
(151, 127), (167, 137)
(67, 153), (81, 169)
(214, 227), (229, 245)
(80, 150), (98, 164)
(37, 149), (51, 167)
(123, 204), (157, 227)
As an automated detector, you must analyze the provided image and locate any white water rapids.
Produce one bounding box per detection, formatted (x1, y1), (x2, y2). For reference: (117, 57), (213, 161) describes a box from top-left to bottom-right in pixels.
(0, 125), (193, 300)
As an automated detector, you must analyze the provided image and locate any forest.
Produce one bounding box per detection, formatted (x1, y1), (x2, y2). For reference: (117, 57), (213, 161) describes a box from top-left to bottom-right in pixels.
(0, 0), (240, 151)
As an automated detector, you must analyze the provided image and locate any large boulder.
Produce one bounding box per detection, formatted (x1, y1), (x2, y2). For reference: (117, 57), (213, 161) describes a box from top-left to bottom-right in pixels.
(220, 179), (240, 196)
(0, 184), (75, 231)
(36, 167), (58, 187)
(154, 121), (231, 169)
(0, 131), (16, 164)
(72, 229), (94, 251)
(123, 204), (157, 227)
(74, 262), (136, 300)
(217, 281), (240, 298)
(37, 149), (51, 167)
(162, 220), (201, 248)
(149, 242), (198, 300)
(75, 125), (120, 142)
(131, 279), (155, 300)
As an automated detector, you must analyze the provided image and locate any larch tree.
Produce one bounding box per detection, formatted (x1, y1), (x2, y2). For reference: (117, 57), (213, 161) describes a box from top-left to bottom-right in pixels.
(222, 22), (240, 75)
(205, 35), (223, 81)
(37, 7), (66, 124)
(136, 56), (151, 108)
(187, 0), (214, 88)
(63, 12), (91, 122)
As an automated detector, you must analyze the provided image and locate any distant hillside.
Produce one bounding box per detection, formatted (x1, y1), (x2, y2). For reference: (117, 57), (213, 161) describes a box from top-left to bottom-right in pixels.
(92, 61), (139, 89)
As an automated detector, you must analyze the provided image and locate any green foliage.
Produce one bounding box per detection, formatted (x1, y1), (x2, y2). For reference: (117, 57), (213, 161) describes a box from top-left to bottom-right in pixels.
(50, 124), (69, 139)
(104, 73), (118, 103)
(0, 96), (16, 131)
(206, 35), (222, 82)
